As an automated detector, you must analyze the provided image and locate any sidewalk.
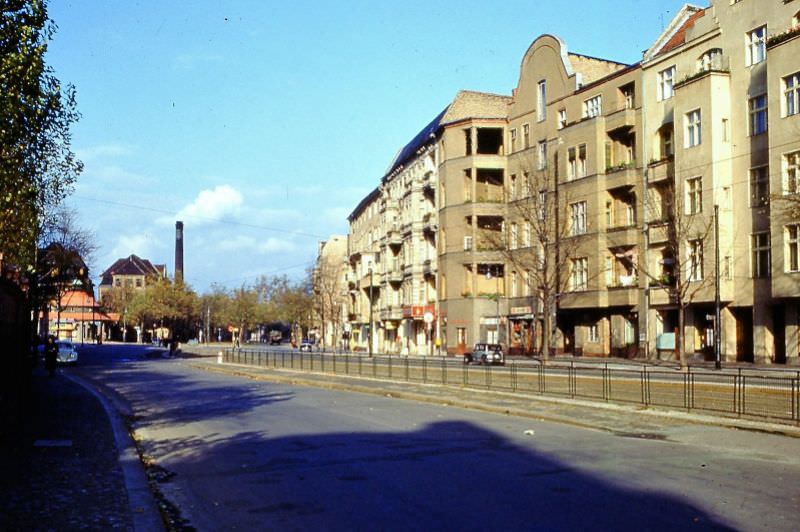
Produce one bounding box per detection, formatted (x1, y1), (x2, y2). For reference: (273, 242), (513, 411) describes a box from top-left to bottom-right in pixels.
(0, 366), (162, 531)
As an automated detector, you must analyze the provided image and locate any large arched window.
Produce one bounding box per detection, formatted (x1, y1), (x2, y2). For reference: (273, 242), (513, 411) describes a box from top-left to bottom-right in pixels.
(698, 48), (723, 72)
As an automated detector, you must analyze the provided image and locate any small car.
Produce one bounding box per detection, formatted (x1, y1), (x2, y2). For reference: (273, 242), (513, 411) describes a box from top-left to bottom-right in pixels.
(299, 340), (314, 352)
(463, 343), (505, 366)
(56, 340), (79, 365)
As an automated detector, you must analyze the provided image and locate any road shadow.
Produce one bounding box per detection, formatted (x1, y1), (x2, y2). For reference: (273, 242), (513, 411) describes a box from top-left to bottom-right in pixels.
(146, 419), (737, 531)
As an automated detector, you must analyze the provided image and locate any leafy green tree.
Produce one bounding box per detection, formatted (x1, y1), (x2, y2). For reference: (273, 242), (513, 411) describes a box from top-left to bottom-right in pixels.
(1, 0), (83, 269)
(223, 285), (261, 345)
(128, 278), (200, 342)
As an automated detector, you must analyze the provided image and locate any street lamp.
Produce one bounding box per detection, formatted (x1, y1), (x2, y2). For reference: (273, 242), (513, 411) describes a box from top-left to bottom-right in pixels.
(368, 266), (373, 358)
(486, 265), (501, 344)
(714, 204), (721, 370)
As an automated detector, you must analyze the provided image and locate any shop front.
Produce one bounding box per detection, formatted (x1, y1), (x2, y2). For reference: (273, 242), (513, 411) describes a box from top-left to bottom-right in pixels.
(508, 306), (535, 356)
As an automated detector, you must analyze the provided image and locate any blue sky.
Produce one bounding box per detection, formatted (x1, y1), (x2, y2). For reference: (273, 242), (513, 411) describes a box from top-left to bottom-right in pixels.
(46, 0), (691, 293)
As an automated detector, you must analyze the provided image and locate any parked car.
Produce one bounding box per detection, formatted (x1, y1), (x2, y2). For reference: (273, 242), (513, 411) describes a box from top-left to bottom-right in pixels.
(463, 343), (505, 366)
(56, 340), (78, 365)
(299, 340), (314, 352)
(269, 330), (283, 345)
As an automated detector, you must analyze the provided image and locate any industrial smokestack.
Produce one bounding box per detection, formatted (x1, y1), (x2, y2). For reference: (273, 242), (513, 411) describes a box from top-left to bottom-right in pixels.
(175, 221), (184, 283)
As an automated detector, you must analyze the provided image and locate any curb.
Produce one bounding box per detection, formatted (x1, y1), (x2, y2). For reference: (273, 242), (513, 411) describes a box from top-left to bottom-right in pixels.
(185, 359), (800, 439)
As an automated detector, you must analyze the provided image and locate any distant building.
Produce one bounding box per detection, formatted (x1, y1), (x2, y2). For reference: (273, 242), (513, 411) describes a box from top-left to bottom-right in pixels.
(98, 254), (166, 302)
(48, 289), (115, 342)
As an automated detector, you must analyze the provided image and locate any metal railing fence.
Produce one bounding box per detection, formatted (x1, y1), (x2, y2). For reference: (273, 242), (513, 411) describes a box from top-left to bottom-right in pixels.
(223, 349), (800, 425)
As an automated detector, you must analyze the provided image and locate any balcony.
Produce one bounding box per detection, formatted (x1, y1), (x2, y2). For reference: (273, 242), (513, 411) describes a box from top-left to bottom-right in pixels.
(605, 225), (639, 248)
(606, 285), (638, 307)
(360, 272), (380, 289)
(648, 157), (674, 184)
(387, 228), (402, 248)
(386, 269), (403, 284)
(604, 162), (639, 190)
(380, 307), (403, 321)
(605, 106), (636, 135)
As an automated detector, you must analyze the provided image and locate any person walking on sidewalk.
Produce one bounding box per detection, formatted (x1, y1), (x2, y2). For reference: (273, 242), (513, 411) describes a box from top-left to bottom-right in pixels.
(44, 335), (58, 377)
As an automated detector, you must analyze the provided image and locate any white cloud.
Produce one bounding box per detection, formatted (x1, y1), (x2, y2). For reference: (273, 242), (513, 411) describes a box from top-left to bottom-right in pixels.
(168, 185), (244, 226)
(258, 237), (295, 254)
(109, 234), (153, 260)
(77, 143), (136, 162)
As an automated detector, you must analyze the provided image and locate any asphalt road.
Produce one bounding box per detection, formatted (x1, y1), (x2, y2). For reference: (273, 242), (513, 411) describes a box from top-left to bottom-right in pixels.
(75, 343), (800, 531)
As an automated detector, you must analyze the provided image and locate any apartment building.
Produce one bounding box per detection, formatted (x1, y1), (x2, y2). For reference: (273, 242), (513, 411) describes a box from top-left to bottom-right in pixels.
(347, 108), (445, 356)
(437, 91), (510, 354)
(639, 1), (800, 363)
(345, 0), (800, 364)
(312, 235), (348, 350)
(346, 188), (381, 353)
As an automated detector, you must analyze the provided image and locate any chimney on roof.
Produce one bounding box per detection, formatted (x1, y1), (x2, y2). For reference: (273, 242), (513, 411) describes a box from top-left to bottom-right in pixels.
(175, 221), (184, 283)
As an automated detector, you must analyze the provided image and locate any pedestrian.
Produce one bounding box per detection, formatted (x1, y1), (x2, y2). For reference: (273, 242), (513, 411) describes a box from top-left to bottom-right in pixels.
(44, 335), (58, 377)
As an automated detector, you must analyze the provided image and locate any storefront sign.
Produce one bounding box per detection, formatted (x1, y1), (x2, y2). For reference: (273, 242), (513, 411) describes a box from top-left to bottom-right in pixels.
(509, 306), (532, 316)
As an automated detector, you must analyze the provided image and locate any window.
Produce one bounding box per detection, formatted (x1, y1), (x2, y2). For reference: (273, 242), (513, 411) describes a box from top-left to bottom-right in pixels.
(687, 240), (704, 281)
(509, 174), (517, 200)
(537, 140), (547, 170)
(750, 166), (769, 207)
(523, 124), (530, 149)
(509, 129), (517, 152)
(537, 80), (547, 122)
(571, 258), (588, 291)
(685, 109), (702, 147)
(464, 128), (472, 155)
(749, 94), (768, 135)
(658, 66), (676, 100)
(135, 278), (142, 288)
(583, 95), (602, 118)
(558, 109), (567, 129)
(510, 223), (518, 250)
(787, 225), (800, 272)
(746, 26), (766, 66)
(605, 255), (614, 286)
(568, 144), (587, 180)
(568, 147), (576, 180)
(698, 48), (723, 71)
(511, 271), (518, 297)
(571, 201), (587, 236)
(523, 222), (531, 247)
(686, 177), (703, 214)
(621, 83), (635, 109)
(784, 150), (800, 194)
(785, 72), (800, 117)
(538, 191), (547, 220)
(751, 232), (770, 278)
(463, 235), (473, 251)
(588, 324), (599, 343)
(523, 270), (531, 297)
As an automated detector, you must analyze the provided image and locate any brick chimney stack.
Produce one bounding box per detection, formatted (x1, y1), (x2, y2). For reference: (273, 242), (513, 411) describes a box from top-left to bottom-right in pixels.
(175, 221), (184, 283)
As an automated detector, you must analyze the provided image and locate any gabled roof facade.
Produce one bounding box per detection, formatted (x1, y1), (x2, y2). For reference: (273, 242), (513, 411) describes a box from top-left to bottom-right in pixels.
(99, 254), (165, 286)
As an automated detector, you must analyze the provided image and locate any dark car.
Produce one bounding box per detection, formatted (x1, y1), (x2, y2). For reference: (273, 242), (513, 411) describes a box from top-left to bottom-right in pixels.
(463, 343), (505, 366)
(299, 340), (314, 352)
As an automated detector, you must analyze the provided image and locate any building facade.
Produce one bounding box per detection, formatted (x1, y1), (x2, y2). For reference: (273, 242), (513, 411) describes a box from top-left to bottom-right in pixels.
(345, 0), (800, 365)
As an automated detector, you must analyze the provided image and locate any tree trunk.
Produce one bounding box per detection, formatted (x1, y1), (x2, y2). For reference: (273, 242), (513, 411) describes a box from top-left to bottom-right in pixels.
(678, 303), (687, 369)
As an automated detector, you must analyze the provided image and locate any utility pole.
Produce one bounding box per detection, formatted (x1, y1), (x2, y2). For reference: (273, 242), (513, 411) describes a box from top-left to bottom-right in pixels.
(714, 204), (721, 370)
(206, 306), (211, 344)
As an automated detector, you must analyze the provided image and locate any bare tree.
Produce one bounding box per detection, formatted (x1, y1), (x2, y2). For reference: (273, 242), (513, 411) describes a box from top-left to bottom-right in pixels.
(312, 257), (347, 352)
(489, 167), (583, 360)
(640, 181), (715, 367)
